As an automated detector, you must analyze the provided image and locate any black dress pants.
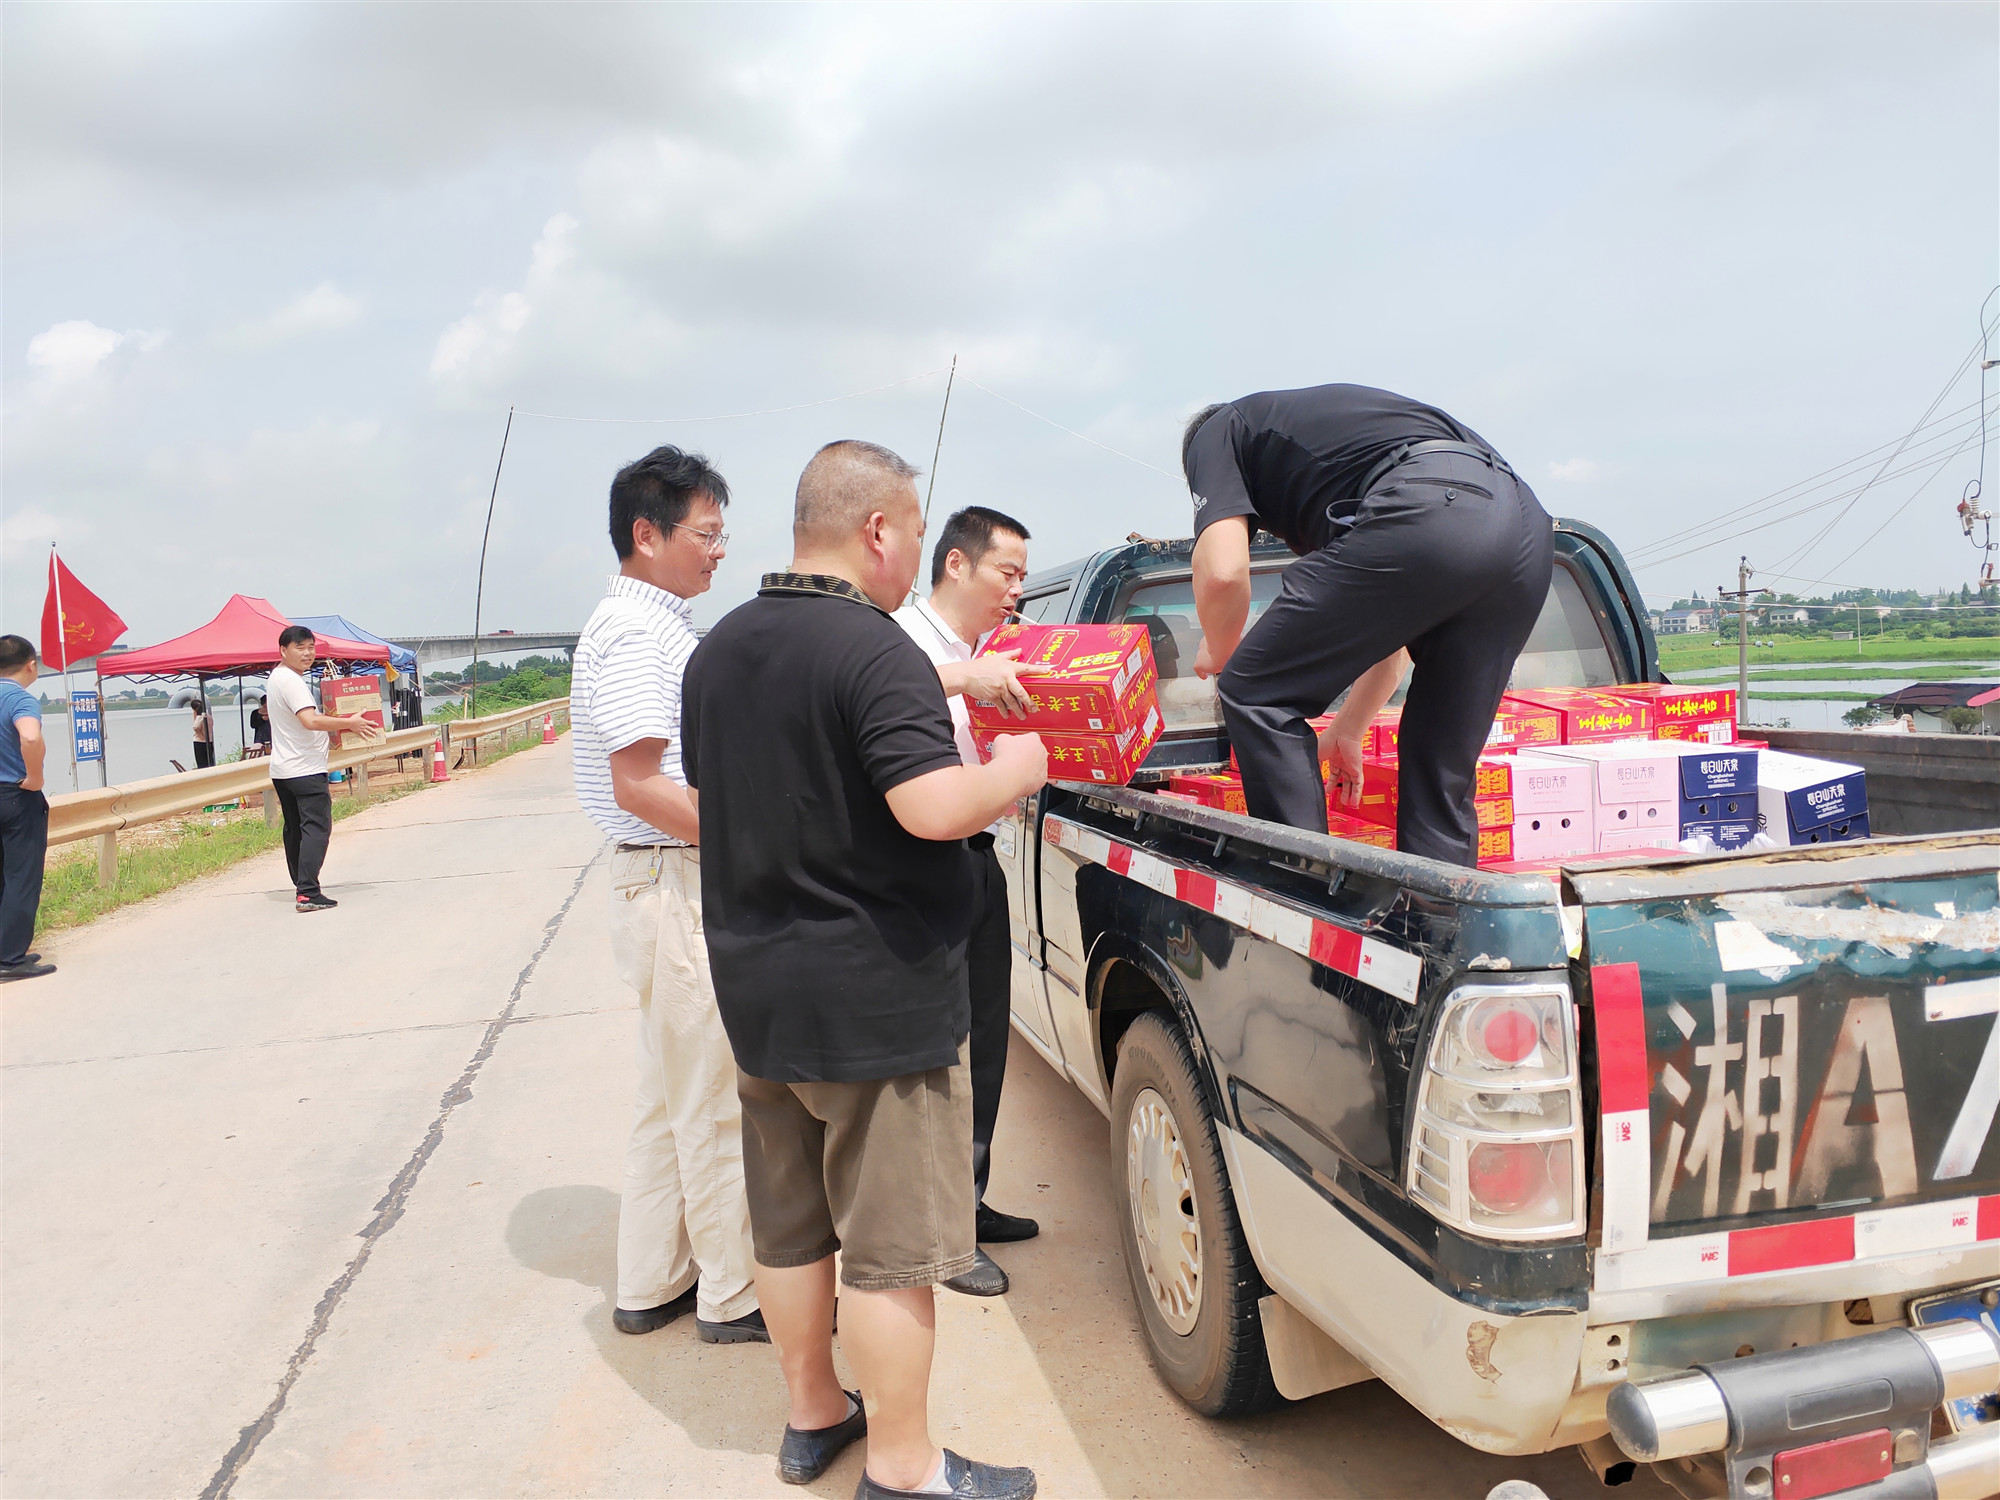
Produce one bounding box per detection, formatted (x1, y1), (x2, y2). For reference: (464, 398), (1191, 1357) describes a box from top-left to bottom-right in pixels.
(0, 784), (49, 965)
(193, 742), (215, 769)
(272, 773), (333, 897)
(966, 838), (1011, 1207)
(1218, 450), (1554, 867)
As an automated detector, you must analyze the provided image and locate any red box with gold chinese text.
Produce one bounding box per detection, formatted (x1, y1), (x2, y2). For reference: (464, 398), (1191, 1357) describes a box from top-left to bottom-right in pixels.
(1167, 772), (1248, 814)
(968, 623), (1158, 737)
(973, 704), (1163, 785)
(1353, 755), (1513, 831)
(1500, 688), (1652, 744)
(1602, 683), (1738, 745)
(1326, 812), (1396, 849)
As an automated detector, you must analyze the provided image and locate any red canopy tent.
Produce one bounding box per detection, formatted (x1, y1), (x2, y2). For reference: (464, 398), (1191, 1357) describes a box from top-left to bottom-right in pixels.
(98, 594), (390, 681)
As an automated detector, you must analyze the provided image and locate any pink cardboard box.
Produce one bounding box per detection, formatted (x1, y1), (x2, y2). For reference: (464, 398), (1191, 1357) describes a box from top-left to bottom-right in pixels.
(1542, 741), (1678, 852)
(1505, 750), (1595, 859)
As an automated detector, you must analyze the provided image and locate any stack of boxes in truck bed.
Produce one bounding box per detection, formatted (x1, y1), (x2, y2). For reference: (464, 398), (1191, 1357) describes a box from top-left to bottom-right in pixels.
(1179, 677), (1871, 868)
(967, 623), (1163, 784)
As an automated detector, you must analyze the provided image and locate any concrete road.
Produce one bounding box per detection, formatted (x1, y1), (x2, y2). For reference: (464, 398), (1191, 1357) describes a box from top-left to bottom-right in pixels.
(2, 743), (1666, 1499)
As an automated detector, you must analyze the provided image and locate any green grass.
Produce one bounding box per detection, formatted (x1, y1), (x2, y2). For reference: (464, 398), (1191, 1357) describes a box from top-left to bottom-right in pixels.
(37, 781), (422, 936)
(1720, 663), (2000, 683)
(1655, 634), (2000, 672)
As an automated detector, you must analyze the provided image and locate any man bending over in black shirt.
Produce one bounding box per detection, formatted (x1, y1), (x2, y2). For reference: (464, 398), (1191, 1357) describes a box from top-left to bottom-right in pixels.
(683, 440), (1050, 1500)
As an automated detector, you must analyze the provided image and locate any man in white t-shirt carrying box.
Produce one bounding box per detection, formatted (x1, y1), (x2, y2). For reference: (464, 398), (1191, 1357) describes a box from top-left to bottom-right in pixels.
(265, 625), (380, 914)
(892, 506), (1046, 1299)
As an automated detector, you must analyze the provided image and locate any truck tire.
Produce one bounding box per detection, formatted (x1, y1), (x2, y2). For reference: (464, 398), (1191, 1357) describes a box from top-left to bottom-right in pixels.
(1110, 1010), (1281, 1417)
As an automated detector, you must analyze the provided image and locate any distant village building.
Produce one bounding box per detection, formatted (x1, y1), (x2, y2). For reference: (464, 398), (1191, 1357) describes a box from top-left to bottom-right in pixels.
(1869, 681), (2000, 734)
(1658, 607), (1714, 635)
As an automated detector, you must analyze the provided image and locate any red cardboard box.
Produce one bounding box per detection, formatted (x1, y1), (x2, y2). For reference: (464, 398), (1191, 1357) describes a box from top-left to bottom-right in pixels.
(1605, 683), (1738, 745)
(1366, 711), (1401, 757)
(969, 623), (1158, 736)
(974, 703), (1163, 785)
(1354, 755), (1511, 830)
(969, 623), (1162, 784)
(1168, 772), (1247, 815)
(1326, 811), (1396, 850)
(322, 675), (388, 747)
(1502, 688), (1652, 744)
(1486, 698), (1565, 749)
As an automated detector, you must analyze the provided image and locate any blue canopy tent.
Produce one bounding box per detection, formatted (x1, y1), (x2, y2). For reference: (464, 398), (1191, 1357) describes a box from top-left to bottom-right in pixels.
(293, 615), (416, 677)
(294, 614), (421, 728)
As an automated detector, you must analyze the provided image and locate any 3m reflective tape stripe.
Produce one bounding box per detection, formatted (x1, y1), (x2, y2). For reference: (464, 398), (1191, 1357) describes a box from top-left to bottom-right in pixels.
(1211, 880), (1256, 929)
(1127, 851), (1177, 897)
(1854, 1198), (1982, 1259)
(1600, 1108), (1653, 1254)
(1596, 1232), (1730, 1291)
(1054, 821), (1422, 1004)
(1358, 937), (1423, 1004)
(1309, 920), (1363, 977)
(1174, 868), (1217, 911)
(1591, 963), (1650, 1116)
(1728, 1215), (1856, 1275)
(1590, 961), (1652, 1253)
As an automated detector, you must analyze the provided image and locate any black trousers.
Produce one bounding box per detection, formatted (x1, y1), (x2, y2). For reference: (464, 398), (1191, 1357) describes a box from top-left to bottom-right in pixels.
(0, 784), (49, 965)
(966, 838), (1011, 1207)
(1219, 449), (1554, 867)
(193, 742), (215, 769)
(272, 773), (333, 897)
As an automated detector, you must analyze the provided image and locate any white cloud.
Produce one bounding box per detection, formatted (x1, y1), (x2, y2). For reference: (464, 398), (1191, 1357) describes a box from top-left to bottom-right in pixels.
(230, 282), (363, 347)
(25, 320), (163, 387)
(1547, 458), (1602, 482)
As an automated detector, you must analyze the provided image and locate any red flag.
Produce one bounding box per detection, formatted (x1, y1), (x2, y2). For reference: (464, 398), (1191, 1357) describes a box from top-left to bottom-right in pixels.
(40, 552), (128, 670)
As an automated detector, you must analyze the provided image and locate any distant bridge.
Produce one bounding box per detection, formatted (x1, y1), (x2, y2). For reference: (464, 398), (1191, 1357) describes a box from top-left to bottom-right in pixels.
(386, 632), (580, 669)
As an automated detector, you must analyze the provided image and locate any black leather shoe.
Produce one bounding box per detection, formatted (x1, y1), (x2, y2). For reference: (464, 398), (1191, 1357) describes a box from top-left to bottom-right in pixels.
(0, 960), (55, 982)
(612, 1286), (697, 1335)
(942, 1249), (1008, 1297)
(698, 1306), (771, 1344)
(778, 1389), (866, 1484)
(975, 1203), (1040, 1243)
(855, 1448), (1036, 1500)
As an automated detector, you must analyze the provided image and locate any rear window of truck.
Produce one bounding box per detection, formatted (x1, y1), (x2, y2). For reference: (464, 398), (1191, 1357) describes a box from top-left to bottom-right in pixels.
(1116, 562), (1619, 732)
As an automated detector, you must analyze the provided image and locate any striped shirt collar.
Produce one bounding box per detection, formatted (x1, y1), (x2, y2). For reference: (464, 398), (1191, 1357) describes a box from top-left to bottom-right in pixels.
(605, 572), (697, 623)
(759, 571), (889, 617)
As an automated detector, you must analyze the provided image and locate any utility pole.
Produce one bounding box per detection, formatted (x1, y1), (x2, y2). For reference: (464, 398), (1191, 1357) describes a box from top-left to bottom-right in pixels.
(1716, 556), (1771, 730)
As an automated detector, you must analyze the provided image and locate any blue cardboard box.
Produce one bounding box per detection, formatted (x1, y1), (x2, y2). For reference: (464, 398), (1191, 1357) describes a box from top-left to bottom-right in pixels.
(1681, 819), (1758, 852)
(1675, 746), (1759, 831)
(1755, 750), (1869, 845)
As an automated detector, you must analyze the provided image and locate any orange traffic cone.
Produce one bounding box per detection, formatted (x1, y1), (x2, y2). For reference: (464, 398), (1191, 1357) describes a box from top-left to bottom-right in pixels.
(429, 737), (451, 783)
(541, 713), (556, 745)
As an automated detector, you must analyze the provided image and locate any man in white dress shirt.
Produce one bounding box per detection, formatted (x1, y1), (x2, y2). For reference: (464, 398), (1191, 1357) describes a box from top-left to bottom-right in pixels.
(892, 506), (1045, 1298)
(571, 445), (762, 1344)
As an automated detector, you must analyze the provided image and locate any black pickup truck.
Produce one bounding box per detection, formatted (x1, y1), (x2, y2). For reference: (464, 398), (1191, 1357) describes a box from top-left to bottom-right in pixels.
(986, 525), (2000, 1499)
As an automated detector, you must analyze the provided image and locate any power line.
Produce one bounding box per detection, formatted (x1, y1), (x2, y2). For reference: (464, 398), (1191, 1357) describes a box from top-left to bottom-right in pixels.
(962, 379), (1182, 481)
(1622, 401), (1985, 561)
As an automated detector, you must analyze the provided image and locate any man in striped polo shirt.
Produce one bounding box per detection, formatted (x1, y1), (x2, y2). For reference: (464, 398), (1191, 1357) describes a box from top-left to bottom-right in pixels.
(571, 445), (762, 1344)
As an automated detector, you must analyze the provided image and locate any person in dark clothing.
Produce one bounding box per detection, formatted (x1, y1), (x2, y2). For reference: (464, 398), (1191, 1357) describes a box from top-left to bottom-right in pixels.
(0, 635), (53, 982)
(191, 697), (215, 768)
(1184, 384), (1554, 867)
(250, 699), (272, 751)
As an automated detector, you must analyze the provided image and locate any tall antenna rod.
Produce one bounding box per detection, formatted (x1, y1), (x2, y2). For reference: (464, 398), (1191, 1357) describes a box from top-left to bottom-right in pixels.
(922, 355), (957, 531)
(468, 405), (514, 740)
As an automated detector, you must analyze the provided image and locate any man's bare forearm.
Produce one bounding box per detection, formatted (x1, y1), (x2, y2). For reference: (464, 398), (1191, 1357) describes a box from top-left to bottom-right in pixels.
(1330, 650), (1411, 740)
(884, 761), (1034, 842)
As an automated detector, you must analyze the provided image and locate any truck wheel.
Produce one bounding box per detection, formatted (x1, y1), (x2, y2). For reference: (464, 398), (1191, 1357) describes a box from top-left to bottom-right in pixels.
(1111, 1010), (1280, 1416)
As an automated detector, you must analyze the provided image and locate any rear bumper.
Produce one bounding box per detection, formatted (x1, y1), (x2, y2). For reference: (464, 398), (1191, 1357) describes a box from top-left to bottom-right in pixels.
(1607, 1320), (2000, 1499)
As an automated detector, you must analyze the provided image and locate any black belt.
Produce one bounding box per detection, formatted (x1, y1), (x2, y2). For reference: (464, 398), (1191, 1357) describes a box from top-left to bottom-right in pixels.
(617, 841), (690, 853)
(1357, 439), (1511, 498)
(967, 831), (997, 852)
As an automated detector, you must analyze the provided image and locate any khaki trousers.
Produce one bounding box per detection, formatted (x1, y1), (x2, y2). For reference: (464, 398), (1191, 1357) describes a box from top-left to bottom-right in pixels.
(608, 845), (757, 1323)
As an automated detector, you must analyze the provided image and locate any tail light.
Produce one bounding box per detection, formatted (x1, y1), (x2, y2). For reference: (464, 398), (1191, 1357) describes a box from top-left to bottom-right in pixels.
(1408, 983), (1585, 1240)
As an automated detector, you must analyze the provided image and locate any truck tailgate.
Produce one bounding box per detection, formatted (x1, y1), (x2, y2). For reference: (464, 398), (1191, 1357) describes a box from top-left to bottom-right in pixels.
(1568, 833), (2000, 1307)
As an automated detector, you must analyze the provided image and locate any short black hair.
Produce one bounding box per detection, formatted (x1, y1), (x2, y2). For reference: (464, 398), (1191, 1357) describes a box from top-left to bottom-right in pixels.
(278, 624), (316, 650)
(1182, 403), (1227, 480)
(930, 506), (1031, 588)
(609, 445), (731, 560)
(0, 635), (36, 673)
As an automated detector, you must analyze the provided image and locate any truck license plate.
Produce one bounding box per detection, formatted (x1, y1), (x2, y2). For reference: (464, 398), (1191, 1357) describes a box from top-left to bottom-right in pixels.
(1909, 1280), (2000, 1432)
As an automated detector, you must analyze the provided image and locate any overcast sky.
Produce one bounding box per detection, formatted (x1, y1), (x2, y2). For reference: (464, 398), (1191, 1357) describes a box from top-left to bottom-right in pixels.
(4, 2), (1996, 651)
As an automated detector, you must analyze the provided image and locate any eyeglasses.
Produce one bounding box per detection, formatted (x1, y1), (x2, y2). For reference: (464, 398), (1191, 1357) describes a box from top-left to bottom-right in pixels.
(672, 523), (730, 554)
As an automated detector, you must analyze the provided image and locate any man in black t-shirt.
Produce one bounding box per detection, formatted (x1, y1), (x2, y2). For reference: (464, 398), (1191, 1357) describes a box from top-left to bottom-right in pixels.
(1183, 384), (1554, 866)
(683, 440), (1048, 1500)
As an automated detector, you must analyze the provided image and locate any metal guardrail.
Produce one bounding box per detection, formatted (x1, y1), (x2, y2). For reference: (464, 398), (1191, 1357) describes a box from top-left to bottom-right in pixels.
(443, 697), (569, 762)
(43, 696), (571, 888)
